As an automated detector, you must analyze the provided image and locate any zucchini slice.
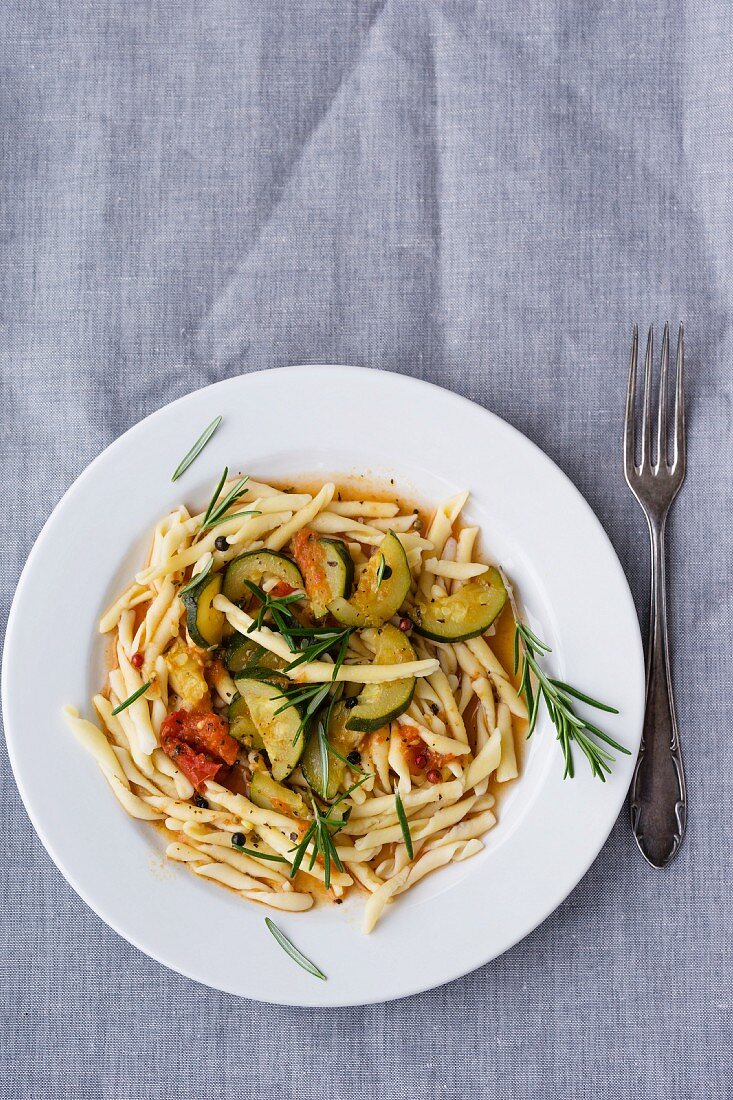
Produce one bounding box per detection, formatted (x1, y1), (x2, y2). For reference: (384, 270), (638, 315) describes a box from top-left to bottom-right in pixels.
(413, 566), (507, 642)
(225, 632), (285, 675)
(249, 771), (307, 818)
(292, 531), (354, 617)
(222, 550), (303, 604)
(345, 624), (416, 733)
(181, 570), (224, 649)
(234, 674), (303, 781)
(301, 701), (363, 801)
(227, 693), (264, 750)
(328, 532), (411, 628)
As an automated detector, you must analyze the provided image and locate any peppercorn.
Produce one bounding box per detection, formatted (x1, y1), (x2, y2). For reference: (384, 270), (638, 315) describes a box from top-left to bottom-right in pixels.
(414, 752), (427, 770)
(426, 768), (441, 784)
(231, 832), (246, 847)
(398, 616), (413, 633)
(131, 652), (144, 669)
(344, 696), (359, 709)
(347, 750), (361, 766)
(215, 535), (229, 552)
(193, 794), (209, 809)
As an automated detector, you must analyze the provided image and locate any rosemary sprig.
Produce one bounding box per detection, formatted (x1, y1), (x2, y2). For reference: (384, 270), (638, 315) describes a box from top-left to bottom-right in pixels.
(111, 680), (151, 715)
(231, 839), (288, 864)
(513, 621), (629, 780)
(240, 579), (352, 671)
(171, 415), (222, 481)
(289, 792), (360, 889)
(284, 627), (352, 672)
(242, 579), (305, 639)
(205, 509), (261, 530)
(178, 558), (213, 596)
(394, 787), (414, 859)
(275, 681), (331, 745)
(265, 918), (326, 981)
(239, 578), (354, 763)
(288, 804), (340, 888)
(198, 469), (257, 536)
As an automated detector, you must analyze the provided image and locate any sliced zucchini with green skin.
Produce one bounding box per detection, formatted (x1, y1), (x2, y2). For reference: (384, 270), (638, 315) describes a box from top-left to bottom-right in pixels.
(181, 571), (224, 648)
(227, 693), (264, 750)
(222, 550), (303, 604)
(301, 701), (363, 801)
(249, 771), (307, 818)
(413, 566), (507, 642)
(346, 624), (416, 733)
(319, 538), (354, 605)
(235, 675), (303, 781)
(225, 632), (285, 675)
(328, 532), (411, 628)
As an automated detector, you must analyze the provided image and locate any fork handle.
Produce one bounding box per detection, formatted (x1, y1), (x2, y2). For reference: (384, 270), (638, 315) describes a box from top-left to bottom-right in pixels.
(630, 517), (686, 866)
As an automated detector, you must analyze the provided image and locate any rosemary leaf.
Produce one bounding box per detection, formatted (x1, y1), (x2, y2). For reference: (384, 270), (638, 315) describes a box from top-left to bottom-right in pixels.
(178, 558), (213, 596)
(171, 416), (222, 482)
(232, 841), (289, 864)
(549, 679), (619, 714)
(394, 787), (414, 859)
(205, 508), (261, 530)
(111, 680), (151, 715)
(265, 918), (326, 981)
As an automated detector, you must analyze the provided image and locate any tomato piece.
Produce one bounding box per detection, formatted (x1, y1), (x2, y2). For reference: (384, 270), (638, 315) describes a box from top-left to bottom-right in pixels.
(161, 709), (238, 766)
(161, 739), (223, 793)
(160, 709), (239, 793)
(291, 529), (331, 609)
(269, 580), (296, 599)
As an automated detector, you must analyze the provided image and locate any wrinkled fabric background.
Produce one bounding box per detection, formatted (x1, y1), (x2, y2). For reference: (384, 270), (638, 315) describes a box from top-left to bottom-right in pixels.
(1, 2), (731, 1098)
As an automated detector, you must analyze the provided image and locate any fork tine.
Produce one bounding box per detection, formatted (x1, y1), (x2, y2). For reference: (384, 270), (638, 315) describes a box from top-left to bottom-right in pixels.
(674, 323), (685, 468)
(641, 326), (654, 468)
(657, 322), (670, 468)
(624, 324), (638, 474)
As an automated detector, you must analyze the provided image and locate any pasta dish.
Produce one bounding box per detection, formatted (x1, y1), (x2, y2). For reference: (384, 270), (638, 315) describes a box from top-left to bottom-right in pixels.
(65, 473), (528, 933)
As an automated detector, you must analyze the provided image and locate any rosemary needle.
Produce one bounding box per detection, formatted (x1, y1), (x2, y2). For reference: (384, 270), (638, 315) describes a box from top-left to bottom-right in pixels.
(265, 918), (326, 981)
(111, 680), (151, 715)
(171, 416), (221, 481)
(395, 787), (414, 859)
(231, 841), (288, 864)
(178, 558), (213, 596)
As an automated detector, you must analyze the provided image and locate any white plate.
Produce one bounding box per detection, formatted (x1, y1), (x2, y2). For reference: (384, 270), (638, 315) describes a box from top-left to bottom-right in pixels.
(2, 366), (644, 1006)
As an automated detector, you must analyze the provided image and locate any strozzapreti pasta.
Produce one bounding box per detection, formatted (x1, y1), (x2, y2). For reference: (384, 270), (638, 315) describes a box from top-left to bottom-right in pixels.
(65, 473), (526, 933)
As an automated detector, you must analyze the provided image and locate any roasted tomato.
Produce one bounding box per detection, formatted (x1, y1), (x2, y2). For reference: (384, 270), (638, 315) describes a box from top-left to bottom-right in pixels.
(291, 529), (330, 610)
(162, 740), (223, 792)
(161, 709), (239, 792)
(269, 580), (296, 599)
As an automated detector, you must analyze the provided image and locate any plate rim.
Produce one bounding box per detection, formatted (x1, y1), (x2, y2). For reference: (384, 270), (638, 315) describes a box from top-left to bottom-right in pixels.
(2, 364), (644, 1005)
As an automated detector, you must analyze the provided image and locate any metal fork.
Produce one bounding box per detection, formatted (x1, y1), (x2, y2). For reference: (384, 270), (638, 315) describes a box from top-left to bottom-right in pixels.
(624, 323), (686, 867)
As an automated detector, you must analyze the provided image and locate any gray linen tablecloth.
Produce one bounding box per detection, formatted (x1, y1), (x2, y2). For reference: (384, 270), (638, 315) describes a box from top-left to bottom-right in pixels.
(2, 2), (731, 1097)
